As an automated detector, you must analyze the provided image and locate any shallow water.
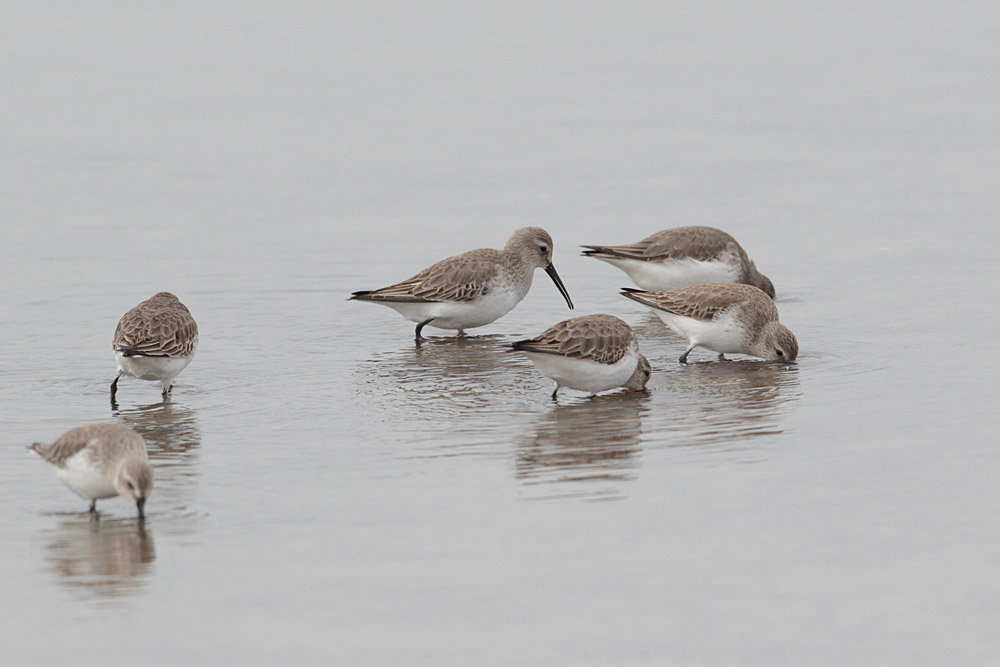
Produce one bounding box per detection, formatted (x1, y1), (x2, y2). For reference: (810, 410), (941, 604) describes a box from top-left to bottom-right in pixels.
(3, 2), (1000, 665)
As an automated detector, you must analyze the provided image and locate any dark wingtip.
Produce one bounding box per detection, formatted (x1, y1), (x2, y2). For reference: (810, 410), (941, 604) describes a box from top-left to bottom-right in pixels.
(348, 290), (372, 302)
(117, 347), (167, 358)
(620, 287), (649, 304)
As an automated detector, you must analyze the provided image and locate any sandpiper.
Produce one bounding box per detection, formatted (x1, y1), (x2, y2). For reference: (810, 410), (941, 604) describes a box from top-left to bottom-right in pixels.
(30, 423), (154, 518)
(582, 226), (775, 296)
(111, 292), (198, 403)
(511, 314), (651, 399)
(621, 283), (797, 363)
(350, 227), (574, 341)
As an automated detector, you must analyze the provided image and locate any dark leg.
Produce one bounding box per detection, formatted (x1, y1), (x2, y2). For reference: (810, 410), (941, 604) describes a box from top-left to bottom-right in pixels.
(717, 353), (726, 361)
(551, 384), (560, 400)
(162, 384), (172, 396)
(457, 330), (466, 337)
(679, 345), (696, 364)
(89, 499), (97, 513)
(414, 318), (434, 343)
(110, 371), (122, 402)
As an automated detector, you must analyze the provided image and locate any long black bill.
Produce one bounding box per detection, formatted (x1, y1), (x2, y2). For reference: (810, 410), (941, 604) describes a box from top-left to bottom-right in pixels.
(136, 498), (146, 520)
(545, 264), (574, 310)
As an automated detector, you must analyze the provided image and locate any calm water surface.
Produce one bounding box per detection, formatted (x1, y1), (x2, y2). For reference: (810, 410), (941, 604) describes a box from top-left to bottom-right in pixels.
(2, 2), (999, 665)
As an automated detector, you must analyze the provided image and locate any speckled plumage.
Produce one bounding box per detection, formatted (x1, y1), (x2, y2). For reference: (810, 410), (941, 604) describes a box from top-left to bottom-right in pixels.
(582, 226), (775, 296)
(30, 423), (154, 518)
(350, 227), (574, 341)
(512, 314), (637, 365)
(111, 292), (198, 402)
(622, 283), (797, 363)
(512, 314), (651, 398)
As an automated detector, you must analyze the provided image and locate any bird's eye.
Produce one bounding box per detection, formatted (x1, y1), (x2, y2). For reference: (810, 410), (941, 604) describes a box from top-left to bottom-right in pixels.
(776, 349), (783, 357)
(126, 480), (135, 490)
(644, 369), (651, 378)
(538, 245), (548, 253)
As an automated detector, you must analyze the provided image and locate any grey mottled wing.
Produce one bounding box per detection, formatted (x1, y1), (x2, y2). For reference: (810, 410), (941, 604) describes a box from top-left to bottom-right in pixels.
(622, 284), (777, 321)
(353, 248), (501, 303)
(114, 299), (198, 357)
(584, 226), (736, 262)
(30, 437), (90, 467)
(512, 314), (634, 365)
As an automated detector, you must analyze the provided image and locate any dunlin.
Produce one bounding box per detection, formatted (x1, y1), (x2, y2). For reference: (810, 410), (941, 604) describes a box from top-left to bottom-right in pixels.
(511, 314), (651, 399)
(582, 226), (775, 296)
(30, 423), (154, 518)
(111, 292), (198, 402)
(350, 227), (574, 341)
(621, 283), (797, 363)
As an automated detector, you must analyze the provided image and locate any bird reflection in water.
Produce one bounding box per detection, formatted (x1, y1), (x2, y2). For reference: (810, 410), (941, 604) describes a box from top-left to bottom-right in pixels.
(113, 400), (203, 525)
(652, 359), (801, 453)
(516, 392), (649, 501)
(355, 335), (538, 420)
(43, 517), (155, 604)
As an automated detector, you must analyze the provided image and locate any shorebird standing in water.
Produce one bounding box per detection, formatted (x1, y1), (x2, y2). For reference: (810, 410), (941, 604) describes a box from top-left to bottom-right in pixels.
(621, 283), (797, 363)
(30, 423), (154, 518)
(350, 227), (574, 342)
(111, 292), (198, 403)
(582, 226), (775, 296)
(511, 314), (651, 399)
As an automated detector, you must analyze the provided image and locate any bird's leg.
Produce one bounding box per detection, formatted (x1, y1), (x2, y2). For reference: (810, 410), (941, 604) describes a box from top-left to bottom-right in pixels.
(717, 353), (726, 361)
(679, 345), (696, 364)
(110, 371), (122, 402)
(551, 383), (560, 400)
(89, 500), (97, 513)
(414, 318), (435, 344)
(457, 330), (466, 338)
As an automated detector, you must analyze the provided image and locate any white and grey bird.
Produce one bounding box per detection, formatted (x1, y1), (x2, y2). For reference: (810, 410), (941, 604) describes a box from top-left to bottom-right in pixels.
(511, 314), (651, 399)
(582, 226), (775, 296)
(621, 283), (797, 363)
(30, 423), (154, 518)
(111, 292), (198, 402)
(349, 227), (574, 342)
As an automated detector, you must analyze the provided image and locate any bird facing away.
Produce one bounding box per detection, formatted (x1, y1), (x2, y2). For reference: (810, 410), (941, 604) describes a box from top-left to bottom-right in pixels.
(621, 283), (797, 363)
(349, 227), (574, 342)
(511, 314), (651, 399)
(30, 423), (154, 518)
(111, 292), (198, 403)
(582, 226), (775, 297)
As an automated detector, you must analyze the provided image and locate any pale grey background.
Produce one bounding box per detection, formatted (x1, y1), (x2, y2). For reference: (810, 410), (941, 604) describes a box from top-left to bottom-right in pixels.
(2, 2), (998, 665)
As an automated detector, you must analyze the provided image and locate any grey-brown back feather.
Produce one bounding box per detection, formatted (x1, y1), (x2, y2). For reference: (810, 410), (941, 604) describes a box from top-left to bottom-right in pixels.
(351, 248), (502, 303)
(583, 226), (744, 263)
(511, 314), (635, 365)
(622, 284), (778, 322)
(30, 424), (147, 468)
(114, 292), (198, 357)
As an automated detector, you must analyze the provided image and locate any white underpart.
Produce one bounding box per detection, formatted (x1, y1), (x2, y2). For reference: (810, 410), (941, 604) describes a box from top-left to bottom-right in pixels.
(115, 336), (197, 390)
(375, 281), (531, 331)
(523, 347), (640, 394)
(595, 255), (740, 291)
(654, 310), (750, 355)
(56, 444), (118, 501)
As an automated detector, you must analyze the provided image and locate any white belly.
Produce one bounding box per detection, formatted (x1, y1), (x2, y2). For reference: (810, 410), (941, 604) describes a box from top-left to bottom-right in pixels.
(56, 451), (118, 501)
(654, 311), (748, 354)
(597, 256), (740, 291)
(523, 348), (639, 394)
(378, 289), (527, 331)
(116, 349), (195, 383)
